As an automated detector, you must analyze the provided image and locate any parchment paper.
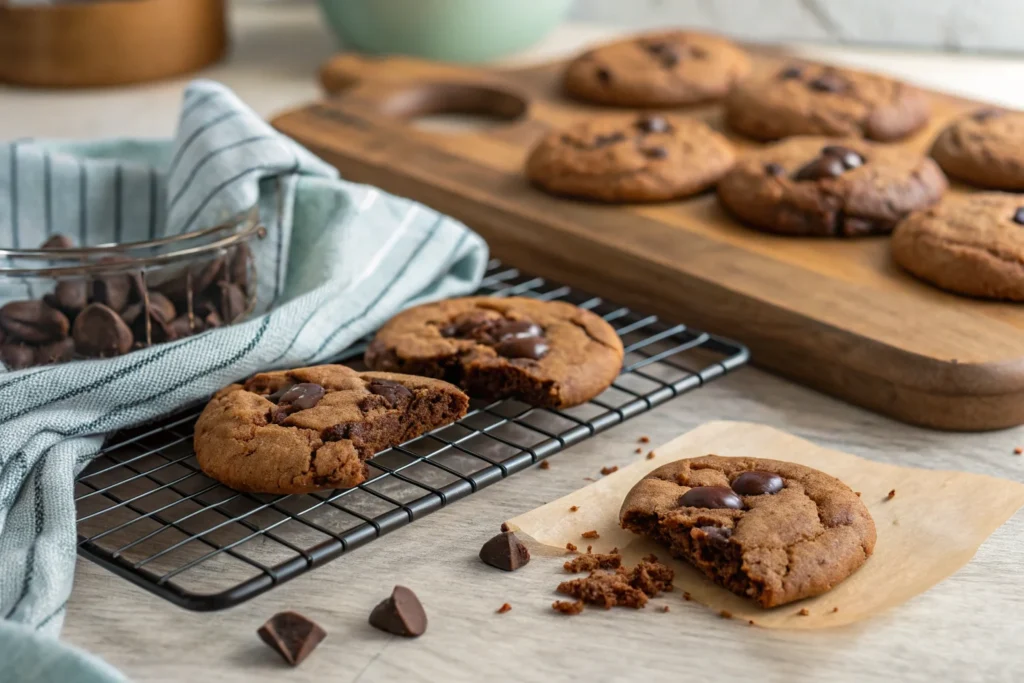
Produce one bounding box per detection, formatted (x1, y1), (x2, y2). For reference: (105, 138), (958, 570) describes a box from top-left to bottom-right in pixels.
(505, 421), (1024, 629)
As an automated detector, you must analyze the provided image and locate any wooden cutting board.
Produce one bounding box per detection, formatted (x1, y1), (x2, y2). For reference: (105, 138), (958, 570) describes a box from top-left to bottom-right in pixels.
(271, 49), (1024, 432)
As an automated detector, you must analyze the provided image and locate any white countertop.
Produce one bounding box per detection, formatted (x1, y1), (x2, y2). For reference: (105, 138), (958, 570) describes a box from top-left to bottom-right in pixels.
(7, 2), (1024, 682)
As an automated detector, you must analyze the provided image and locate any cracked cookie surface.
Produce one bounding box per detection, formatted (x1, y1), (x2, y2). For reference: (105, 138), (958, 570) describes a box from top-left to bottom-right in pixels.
(194, 365), (469, 494)
(717, 136), (947, 237)
(525, 114), (735, 203)
(619, 455), (875, 608)
(564, 31), (751, 107)
(726, 63), (930, 142)
(931, 109), (1024, 190)
(364, 297), (624, 408)
(891, 192), (1024, 301)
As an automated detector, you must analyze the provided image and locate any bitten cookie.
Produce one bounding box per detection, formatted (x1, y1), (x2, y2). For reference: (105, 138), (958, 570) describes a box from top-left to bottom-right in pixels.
(563, 31), (751, 107)
(891, 193), (1024, 301)
(364, 297), (624, 408)
(931, 109), (1024, 190)
(525, 114), (735, 203)
(717, 136), (947, 237)
(725, 63), (930, 142)
(194, 365), (469, 494)
(620, 455), (876, 608)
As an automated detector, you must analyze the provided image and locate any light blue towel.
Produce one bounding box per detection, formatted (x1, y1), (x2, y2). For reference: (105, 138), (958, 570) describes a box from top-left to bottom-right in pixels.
(0, 80), (488, 674)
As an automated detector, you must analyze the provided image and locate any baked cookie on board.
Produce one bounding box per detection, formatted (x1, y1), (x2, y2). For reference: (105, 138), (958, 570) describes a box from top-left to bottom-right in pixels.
(364, 297), (624, 408)
(194, 365), (469, 494)
(725, 63), (931, 142)
(891, 193), (1024, 301)
(931, 109), (1024, 190)
(525, 114), (735, 203)
(563, 31), (751, 108)
(620, 455), (876, 608)
(717, 136), (947, 237)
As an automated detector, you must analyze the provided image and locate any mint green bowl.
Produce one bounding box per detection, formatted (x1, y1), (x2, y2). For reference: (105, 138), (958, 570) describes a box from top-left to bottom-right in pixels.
(318, 0), (574, 63)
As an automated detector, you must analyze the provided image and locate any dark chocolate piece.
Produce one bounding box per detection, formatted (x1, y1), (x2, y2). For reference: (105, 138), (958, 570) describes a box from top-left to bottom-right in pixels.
(479, 531), (531, 571)
(731, 471), (784, 496)
(679, 486), (743, 510)
(0, 300), (70, 344)
(369, 586), (427, 637)
(495, 336), (549, 360)
(366, 379), (413, 408)
(72, 303), (134, 358)
(257, 611), (326, 667)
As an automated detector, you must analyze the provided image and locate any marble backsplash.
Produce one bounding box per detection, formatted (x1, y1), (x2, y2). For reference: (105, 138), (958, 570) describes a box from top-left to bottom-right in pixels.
(570, 0), (1024, 53)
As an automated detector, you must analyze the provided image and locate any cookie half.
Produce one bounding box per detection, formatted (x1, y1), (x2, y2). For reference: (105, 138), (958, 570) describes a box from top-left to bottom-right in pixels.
(564, 31), (751, 107)
(931, 109), (1024, 190)
(726, 63), (930, 142)
(717, 136), (947, 237)
(891, 193), (1024, 301)
(364, 297), (624, 408)
(619, 455), (876, 608)
(194, 365), (469, 494)
(525, 114), (735, 203)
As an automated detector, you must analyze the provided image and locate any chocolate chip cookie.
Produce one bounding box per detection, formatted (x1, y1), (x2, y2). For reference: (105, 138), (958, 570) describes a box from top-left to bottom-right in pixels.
(364, 297), (624, 408)
(525, 114), (735, 203)
(891, 193), (1024, 301)
(564, 31), (751, 108)
(726, 63), (930, 142)
(717, 136), (947, 237)
(931, 109), (1024, 190)
(620, 455), (876, 608)
(194, 365), (469, 494)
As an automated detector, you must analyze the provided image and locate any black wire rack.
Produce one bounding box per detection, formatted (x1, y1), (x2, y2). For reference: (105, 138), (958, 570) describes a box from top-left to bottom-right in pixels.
(74, 260), (749, 611)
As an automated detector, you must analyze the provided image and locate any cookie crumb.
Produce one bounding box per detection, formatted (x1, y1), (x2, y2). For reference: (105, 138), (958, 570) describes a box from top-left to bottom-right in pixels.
(569, 505), (579, 512)
(581, 530), (599, 539)
(564, 551), (621, 573)
(886, 489), (896, 500)
(496, 603), (511, 614)
(1015, 447), (1022, 455)
(638, 436), (650, 444)
(682, 592), (692, 601)
(556, 557), (673, 610)
(500, 522), (509, 532)
(646, 451), (656, 460)
(748, 620), (756, 626)
(635, 448), (643, 454)
(660, 605), (670, 613)
(832, 607), (839, 613)
(600, 466), (619, 476)
(586, 545), (593, 553)
(566, 542), (578, 553)
(719, 610), (733, 619)
(583, 477), (596, 482)
(552, 600), (584, 615)
(855, 492), (861, 497)
(538, 461), (550, 470)
(797, 608), (810, 616)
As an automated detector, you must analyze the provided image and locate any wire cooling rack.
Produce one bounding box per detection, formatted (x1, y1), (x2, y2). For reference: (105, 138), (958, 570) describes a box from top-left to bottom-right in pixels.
(74, 260), (749, 611)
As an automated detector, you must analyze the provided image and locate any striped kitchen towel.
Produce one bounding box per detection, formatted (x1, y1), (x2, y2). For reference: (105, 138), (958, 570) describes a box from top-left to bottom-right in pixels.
(0, 79), (488, 649)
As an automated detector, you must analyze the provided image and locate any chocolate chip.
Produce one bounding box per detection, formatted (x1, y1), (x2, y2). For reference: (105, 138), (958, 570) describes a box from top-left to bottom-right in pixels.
(779, 65), (803, 80)
(0, 344), (36, 370)
(36, 338), (76, 365)
(479, 531), (531, 571)
(257, 611), (326, 667)
(643, 147), (669, 160)
(596, 67), (611, 84)
(496, 335), (549, 360)
(821, 145), (864, 169)
(48, 280), (88, 318)
(793, 155), (847, 181)
(636, 116), (672, 134)
(440, 312), (492, 340)
(166, 315), (195, 340)
(369, 586), (427, 637)
(278, 383), (325, 411)
(678, 486), (743, 510)
(809, 72), (848, 93)
(731, 471), (784, 496)
(643, 41), (680, 68)
(764, 162), (785, 177)
(90, 258), (139, 314)
(492, 319), (542, 341)
(0, 300), (70, 344)
(594, 132), (626, 147)
(72, 303), (134, 358)
(216, 281), (248, 324)
(1014, 208), (1024, 226)
(973, 108), (1002, 122)
(40, 234), (73, 250)
(367, 379), (413, 408)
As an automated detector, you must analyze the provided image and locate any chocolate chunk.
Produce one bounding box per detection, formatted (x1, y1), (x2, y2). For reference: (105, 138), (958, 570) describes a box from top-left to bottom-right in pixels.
(973, 108), (1002, 122)
(90, 259), (139, 313)
(594, 132), (626, 147)
(496, 335), (549, 360)
(72, 303), (134, 358)
(278, 383), (325, 411)
(596, 67), (611, 84)
(0, 300), (70, 344)
(731, 471), (784, 496)
(779, 65), (803, 80)
(636, 116), (671, 134)
(366, 379), (413, 408)
(793, 155), (847, 181)
(821, 145), (864, 170)
(643, 147), (669, 160)
(216, 281), (248, 324)
(49, 280), (89, 318)
(679, 486), (743, 510)
(36, 338), (76, 365)
(257, 611), (326, 668)
(809, 72), (848, 93)
(479, 531), (531, 571)
(764, 162), (786, 177)
(369, 586), (427, 637)
(698, 525), (733, 547)
(0, 344), (35, 370)
(166, 315), (195, 340)
(41, 234), (73, 250)
(441, 312), (492, 340)
(643, 41), (679, 68)
(1014, 208), (1024, 226)
(492, 319), (542, 341)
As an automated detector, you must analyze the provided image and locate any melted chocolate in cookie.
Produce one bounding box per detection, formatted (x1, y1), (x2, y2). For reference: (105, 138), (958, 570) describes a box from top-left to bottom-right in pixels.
(1014, 208), (1024, 226)
(731, 471), (784, 496)
(808, 71), (848, 93)
(496, 336), (549, 360)
(764, 162), (785, 177)
(636, 115), (672, 135)
(441, 314), (550, 361)
(679, 486), (743, 510)
(793, 145), (865, 181)
(367, 379), (413, 408)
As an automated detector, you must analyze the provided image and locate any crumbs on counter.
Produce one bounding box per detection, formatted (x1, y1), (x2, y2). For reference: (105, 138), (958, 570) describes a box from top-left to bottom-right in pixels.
(638, 436), (650, 444)
(600, 466), (619, 476)
(719, 610), (733, 619)
(569, 505), (579, 512)
(538, 460), (550, 470)
(552, 600), (585, 615)
(646, 451), (656, 460)
(797, 608), (810, 616)
(1015, 447), (1023, 455)
(832, 607), (839, 613)
(581, 530), (600, 539)
(660, 605), (670, 613)
(566, 542), (579, 553)
(886, 489), (896, 501)
(496, 603), (512, 614)
(682, 592), (692, 601)
(635, 447), (643, 454)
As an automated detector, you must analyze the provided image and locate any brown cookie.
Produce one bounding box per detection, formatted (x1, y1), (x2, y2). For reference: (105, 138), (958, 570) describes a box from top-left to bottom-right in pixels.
(725, 63), (930, 142)
(364, 297), (624, 409)
(619, 455), (876, 608)
(931, 109), (1024, 190)
(194, 365), (469, 494)
(891, 193), (1024, 301)
(564, 31), (751, 108)
(525, 114), (735, 203)
(717, 136), (947, 237)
